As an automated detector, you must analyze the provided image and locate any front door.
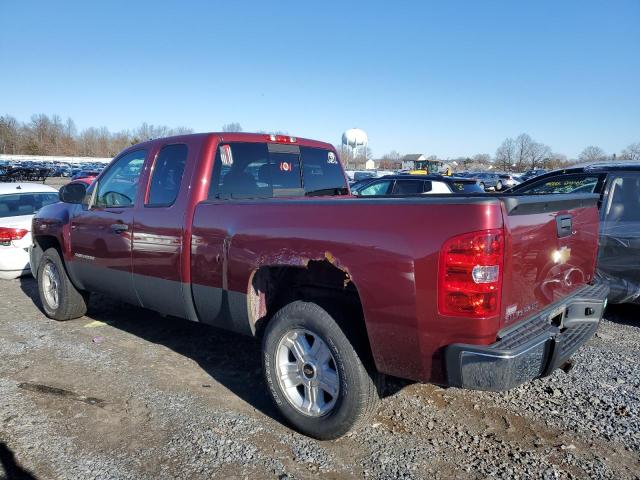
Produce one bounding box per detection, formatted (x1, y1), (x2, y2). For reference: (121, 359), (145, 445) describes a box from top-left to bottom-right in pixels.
(68, 149), (147, 304)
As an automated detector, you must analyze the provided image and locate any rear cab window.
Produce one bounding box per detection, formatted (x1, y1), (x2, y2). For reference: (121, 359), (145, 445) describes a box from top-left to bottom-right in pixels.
(209, 142), (347, 199)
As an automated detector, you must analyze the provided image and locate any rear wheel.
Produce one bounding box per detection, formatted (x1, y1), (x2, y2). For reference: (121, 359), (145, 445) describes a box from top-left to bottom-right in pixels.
(263, 301), (378, 439)
(479, 182), (486, 191)
(496, 180), (503, 191)
(37, 248), (89, 321)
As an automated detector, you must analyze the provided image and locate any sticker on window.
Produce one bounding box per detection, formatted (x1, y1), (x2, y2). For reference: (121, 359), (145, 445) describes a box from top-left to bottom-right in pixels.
(279, 161), (292, 172)
(220, 145), (233, 166)
(327, 152), (337, 164)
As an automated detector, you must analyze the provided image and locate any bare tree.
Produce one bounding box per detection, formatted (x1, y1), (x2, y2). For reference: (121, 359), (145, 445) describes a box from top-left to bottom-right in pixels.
(0, 115), (20, 154)
(579, 146), (606, 163)
(473, 153), (492, 164)
(495, 138), (515, 171)
(620, 142), (640, 162)
(543, 152), (568, 170)
(528, 141), (552, 170)
(379, 150), (402, 170)
(222, 122), (243, 132)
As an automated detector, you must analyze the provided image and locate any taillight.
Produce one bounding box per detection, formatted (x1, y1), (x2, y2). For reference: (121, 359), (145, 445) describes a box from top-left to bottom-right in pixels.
(438, 229), (504, 317)
(0, 227), (28, 244)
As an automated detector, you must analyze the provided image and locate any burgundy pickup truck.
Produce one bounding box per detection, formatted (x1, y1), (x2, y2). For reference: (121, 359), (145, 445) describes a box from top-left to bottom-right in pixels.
(31, 133), (607, 439)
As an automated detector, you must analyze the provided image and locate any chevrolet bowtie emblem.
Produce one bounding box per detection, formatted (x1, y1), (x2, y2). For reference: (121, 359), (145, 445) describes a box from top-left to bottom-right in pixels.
(552, 246), (571, 264)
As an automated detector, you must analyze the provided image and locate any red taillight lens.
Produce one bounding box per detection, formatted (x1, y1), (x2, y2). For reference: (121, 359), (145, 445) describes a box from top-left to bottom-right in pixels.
(438, 229), (504, 317)
(0, 227), (28, 243)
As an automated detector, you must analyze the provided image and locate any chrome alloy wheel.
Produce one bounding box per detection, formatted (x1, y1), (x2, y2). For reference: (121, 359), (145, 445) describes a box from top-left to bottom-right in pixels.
(42, 261), (61, 310)
(275, 329), (340, 417)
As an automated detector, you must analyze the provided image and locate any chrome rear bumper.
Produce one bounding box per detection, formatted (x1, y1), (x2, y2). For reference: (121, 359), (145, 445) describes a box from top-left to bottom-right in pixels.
(445, 282), (609, 391)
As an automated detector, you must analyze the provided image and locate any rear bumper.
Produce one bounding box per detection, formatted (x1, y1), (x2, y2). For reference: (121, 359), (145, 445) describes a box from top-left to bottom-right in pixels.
(445, 282), (609, 391)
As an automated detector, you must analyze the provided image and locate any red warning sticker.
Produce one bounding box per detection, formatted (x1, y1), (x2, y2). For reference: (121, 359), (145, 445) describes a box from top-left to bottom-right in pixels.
(220, 145), (233, 166)
(279, 161), (292, 172)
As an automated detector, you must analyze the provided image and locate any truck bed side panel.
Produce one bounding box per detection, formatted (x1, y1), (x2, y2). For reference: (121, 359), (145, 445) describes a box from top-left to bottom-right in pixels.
(190, 197), (504, 382)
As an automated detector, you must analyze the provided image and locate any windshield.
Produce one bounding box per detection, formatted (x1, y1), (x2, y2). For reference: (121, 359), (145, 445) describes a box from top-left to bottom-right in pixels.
(0, 192), (59, 218)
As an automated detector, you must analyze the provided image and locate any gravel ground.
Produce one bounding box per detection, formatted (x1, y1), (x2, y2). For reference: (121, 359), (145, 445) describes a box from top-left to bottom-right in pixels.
(0, 278), (638, 479)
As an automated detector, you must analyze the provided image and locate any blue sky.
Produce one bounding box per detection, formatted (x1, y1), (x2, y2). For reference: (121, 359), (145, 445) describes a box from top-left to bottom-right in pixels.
(1, 1), (638, 158)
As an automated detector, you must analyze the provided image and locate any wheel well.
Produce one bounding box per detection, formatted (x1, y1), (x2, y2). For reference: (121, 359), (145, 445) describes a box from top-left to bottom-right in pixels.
(34, 235), (62, 256)
(249, 259), (374, 366)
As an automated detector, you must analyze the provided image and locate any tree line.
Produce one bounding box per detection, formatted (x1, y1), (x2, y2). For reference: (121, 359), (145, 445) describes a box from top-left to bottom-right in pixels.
(0, 114), (193, 158)
(2, 115), (638, 173)
(378, 133), (640, 172)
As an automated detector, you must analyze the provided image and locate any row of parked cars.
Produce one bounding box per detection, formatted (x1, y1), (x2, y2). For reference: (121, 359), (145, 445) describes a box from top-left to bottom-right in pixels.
(0, 160), (106, 183)
(346, 169), (548, 195)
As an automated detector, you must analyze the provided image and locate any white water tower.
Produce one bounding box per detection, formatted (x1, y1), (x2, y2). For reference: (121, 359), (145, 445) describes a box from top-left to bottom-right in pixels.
(341, 128), (368, 166)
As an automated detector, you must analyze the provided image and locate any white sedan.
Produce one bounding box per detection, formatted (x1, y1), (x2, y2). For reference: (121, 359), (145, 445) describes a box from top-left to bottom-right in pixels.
(0, 183), (59, 280)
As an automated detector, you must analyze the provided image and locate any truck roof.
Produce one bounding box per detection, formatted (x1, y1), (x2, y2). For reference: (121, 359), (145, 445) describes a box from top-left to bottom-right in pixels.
(120, 132), (336, 156)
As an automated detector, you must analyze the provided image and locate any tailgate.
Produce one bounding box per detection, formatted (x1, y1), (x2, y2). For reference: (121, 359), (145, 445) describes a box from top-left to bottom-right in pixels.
(499, 194), (600, 330)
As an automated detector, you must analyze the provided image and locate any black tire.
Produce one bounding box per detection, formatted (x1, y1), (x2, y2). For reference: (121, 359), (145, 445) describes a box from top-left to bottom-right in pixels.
(37, 248), (89, 321)
(263, 300), (379, 440)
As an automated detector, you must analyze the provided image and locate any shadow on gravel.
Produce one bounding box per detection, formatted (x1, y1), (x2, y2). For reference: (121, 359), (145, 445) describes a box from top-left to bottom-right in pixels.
(18, 277), (282, 424)
(604, 303), (640, 327)
(0, 442), (38, 480)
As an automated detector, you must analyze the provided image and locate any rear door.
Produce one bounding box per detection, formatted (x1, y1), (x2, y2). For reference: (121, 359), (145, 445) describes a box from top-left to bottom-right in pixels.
(499, 194), (601, 329)
(132, 143), (191, 317)
(68, 149), (146, 304)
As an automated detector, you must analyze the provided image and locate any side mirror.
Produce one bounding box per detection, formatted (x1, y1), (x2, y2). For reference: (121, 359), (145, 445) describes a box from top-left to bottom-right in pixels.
(59, 182), (87, 204)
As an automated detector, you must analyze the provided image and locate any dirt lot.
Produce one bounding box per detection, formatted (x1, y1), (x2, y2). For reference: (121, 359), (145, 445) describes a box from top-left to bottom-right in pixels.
(0, 277), (638, 480)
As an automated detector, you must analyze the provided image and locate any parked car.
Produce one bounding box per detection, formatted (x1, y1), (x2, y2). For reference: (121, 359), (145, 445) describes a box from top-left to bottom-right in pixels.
(496, 173), (521, 190)
(0, 183), (59, 279)
(351, 174), (484, 195)
(71, 170), (100, 182)
(509, 163), (640, 304)
(352, 170), (377, 183)
(31, 132), (606, 439)
(469, 172), (502, 191)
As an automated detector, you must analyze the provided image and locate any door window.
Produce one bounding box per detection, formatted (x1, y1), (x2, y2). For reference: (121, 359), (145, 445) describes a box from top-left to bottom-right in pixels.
(95, 150), (146, 208)
(147, 144), (188, 207)
(603, 174), (640, 223)
(357, 180), (393, 196)
(392, 180), (425, 194)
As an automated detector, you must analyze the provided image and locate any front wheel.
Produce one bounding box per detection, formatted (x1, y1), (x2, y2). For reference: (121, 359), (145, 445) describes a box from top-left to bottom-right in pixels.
(37, 248), (89, 321)
(496, 180), (503, 191)
(479, 182), (486, 191)
(263, 301), (379, 439)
